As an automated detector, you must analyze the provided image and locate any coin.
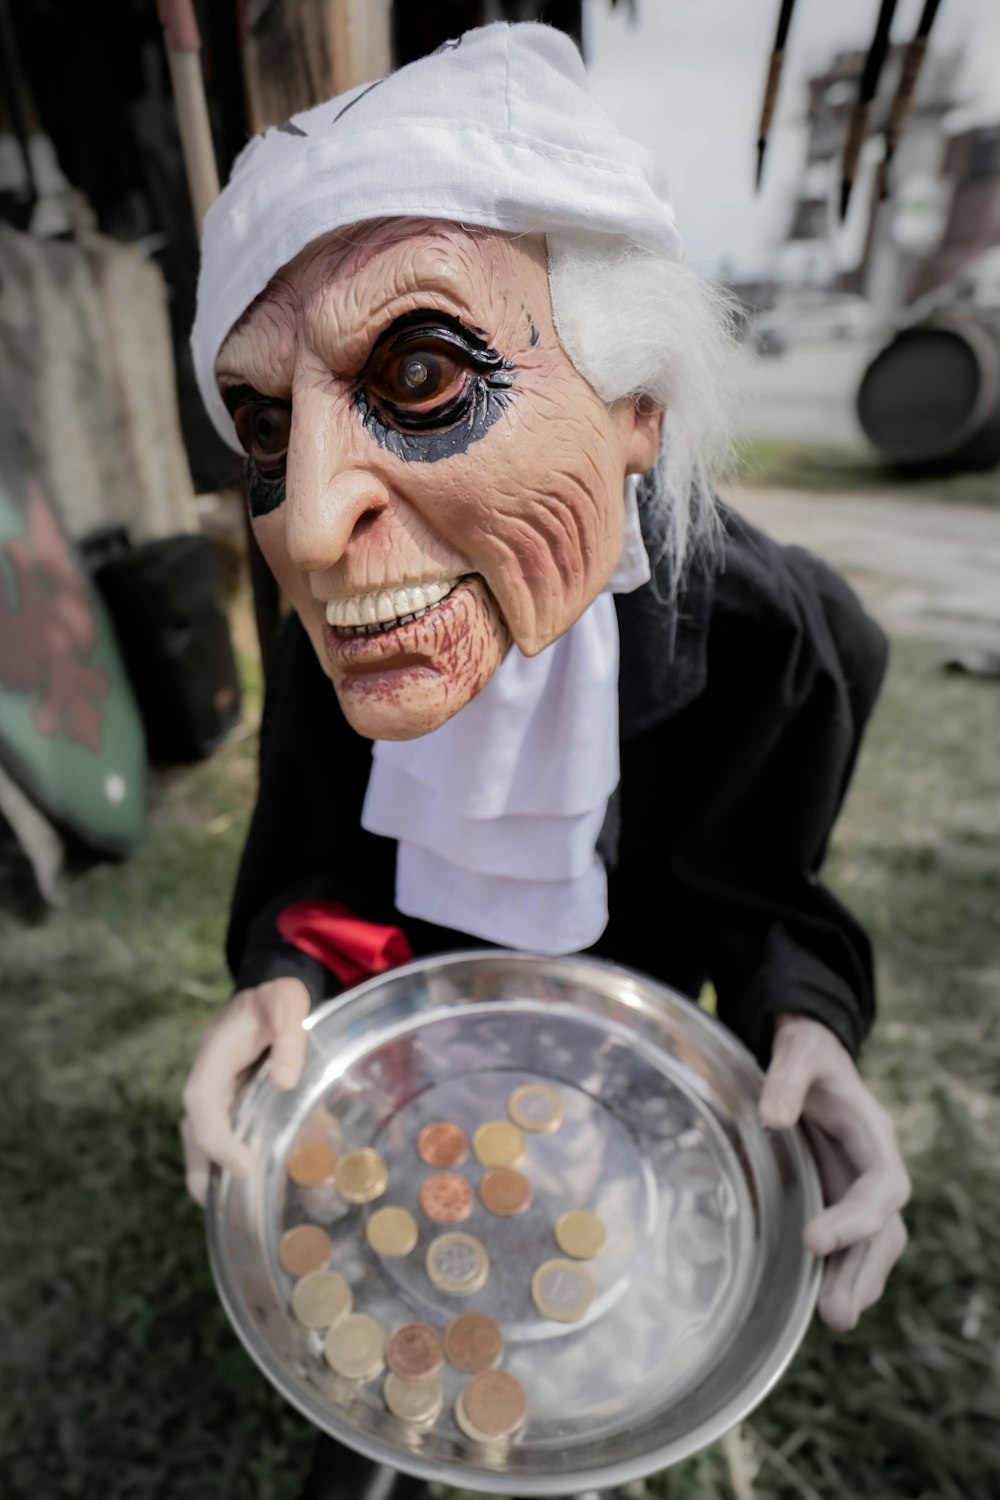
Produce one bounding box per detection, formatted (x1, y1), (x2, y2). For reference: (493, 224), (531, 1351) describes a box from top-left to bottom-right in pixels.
(554, 1209), (606, 1260)
(386, 1321), (445, 1381)
(335, 1148), (388, 1203)
(277, 1224), (332, 1278)
(507, 1083), (562, 1134)
(417, 1121), (469, 1168)
(459, 1369), (527, 1441)
(472, 1121), (525, 1168)
(384, 1371), (444, 1426)
(426, 1232), (490, 1296)
(444, 1311), (503, 1374)
(531, 1258), (594, 1322)
(419, 1171), (474, 1224)
(324, 1313), (385, 1381)
(291, 1270), (352, 1330)
(286, 1141), (338, 1187)
(479, 1167), (532, 1216)
(365, 1205), (419, 1258)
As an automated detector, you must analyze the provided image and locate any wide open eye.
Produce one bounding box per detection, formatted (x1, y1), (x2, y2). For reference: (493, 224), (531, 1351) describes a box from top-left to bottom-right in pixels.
(233, 402), (291, 464)
(372, 342), (466, 410)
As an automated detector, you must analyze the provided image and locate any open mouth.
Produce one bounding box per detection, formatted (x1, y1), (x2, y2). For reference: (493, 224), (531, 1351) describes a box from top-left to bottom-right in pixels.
(325, 578), (466, 637)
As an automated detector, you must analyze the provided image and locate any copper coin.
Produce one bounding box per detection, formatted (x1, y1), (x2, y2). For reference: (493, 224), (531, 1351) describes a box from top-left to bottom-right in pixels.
(479, 1166), (531, 1217)
(419, 1171), (473, 1224)
(277, 1224), (331, 1278)
(287, 1141), (338, 1186)
(417, 1122), (469, 1168)
(444, 1312), (503, 1374)
(386, 1321), (445, 1381)
(460, 1369), (527, 1441)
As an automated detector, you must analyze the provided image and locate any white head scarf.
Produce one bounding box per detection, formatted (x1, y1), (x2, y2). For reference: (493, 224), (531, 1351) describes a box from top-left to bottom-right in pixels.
(192, 21), (684, 954)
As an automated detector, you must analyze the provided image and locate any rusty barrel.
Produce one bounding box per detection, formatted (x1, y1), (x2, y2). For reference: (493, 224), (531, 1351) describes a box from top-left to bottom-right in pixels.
(856, 315), (1000, 472)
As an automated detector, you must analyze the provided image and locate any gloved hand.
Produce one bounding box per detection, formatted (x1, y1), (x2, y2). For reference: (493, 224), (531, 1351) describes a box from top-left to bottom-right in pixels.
(759, 1010), (910, 1331)
(181, 976), (311, 1205)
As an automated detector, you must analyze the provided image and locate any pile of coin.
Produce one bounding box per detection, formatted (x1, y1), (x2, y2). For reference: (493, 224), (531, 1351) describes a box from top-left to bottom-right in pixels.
(280, 1079), (607, 1449)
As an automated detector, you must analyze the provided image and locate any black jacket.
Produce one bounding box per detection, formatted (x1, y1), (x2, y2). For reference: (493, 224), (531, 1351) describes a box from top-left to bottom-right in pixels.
(227, 503), (888, 1066)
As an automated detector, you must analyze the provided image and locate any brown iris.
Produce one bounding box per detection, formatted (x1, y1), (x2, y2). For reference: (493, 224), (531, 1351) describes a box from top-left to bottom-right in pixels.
(233, 402), (291, 465)
(373, 343), (465, 409)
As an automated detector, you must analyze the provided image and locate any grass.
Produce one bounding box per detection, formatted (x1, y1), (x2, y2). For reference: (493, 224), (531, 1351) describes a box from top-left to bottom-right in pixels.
(3, 592), (999, 1499)
(734, 437), (1000, 506)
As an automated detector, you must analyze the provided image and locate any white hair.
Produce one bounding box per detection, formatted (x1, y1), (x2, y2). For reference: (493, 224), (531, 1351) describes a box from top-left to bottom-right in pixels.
(546, 231), (739, 594)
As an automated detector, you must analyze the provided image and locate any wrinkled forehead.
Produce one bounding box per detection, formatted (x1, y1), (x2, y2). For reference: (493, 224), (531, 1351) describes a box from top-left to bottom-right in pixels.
(215, 218), (549, 381)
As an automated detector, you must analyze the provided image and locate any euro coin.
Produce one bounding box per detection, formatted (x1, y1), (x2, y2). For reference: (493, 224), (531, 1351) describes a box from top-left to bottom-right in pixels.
(419, 1171), (473, 1224)
(426, 1232), (489, 1296)
(324, 1313), (385, 1381)
(384, 1371), (444, 1426)
(417, 1121), (468, 1168)
(554, 1209), (606, 1260)
(458, 1370), (527, 1441)
(444, 1311), (503, 1374)
(335, 1147), (388, 1203)
(531, 1259), (594, 1323)
(278, 1224), (332, 1278)
(386, 1321), (445, 1381)
(479, 1166), (531, 1216)
(291, 1270), (352, 1330)
(507, 1083), (562, 1134)
(472, 1121), (525, 1168)
(287, 1141), (338, 1186)
(365, 1205), (418, 1258)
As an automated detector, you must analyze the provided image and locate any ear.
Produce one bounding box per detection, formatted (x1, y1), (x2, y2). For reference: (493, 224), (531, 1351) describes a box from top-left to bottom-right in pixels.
(622, 395), (665, 476)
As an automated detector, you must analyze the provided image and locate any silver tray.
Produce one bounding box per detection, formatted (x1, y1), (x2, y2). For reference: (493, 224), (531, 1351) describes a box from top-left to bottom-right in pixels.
(207, 951), (821, 1496)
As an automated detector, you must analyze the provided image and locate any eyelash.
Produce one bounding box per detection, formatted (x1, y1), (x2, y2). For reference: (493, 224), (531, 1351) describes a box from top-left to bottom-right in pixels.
(246, 458), (286, 518)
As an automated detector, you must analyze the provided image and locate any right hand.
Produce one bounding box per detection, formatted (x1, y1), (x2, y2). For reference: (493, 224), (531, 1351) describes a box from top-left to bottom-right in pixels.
(181, 976), (311, 1206)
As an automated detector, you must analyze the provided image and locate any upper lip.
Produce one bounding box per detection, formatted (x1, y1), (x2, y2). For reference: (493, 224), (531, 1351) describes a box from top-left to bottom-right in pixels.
(324, 577), (464, 630)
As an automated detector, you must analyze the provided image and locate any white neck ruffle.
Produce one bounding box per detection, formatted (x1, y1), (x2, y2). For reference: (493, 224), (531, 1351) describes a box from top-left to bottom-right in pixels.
(360, 477), (650, 953)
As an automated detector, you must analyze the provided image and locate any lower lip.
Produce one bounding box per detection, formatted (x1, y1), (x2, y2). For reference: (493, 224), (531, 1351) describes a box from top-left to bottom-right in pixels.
(321, 580), (474, 670)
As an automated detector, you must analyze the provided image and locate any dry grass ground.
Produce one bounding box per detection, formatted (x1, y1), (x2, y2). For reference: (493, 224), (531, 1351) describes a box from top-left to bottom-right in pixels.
(2, 515), (998, 1499)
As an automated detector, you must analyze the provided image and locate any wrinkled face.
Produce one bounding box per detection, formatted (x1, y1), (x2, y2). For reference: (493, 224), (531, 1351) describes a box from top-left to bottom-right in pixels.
(216, 220), (661, 739)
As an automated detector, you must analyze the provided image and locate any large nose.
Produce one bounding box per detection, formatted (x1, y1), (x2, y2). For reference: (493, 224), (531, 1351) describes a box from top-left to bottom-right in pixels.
(282, 388), (390, 573)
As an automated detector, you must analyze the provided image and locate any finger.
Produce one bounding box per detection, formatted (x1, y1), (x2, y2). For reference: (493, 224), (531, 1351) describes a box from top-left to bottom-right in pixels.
(181, 1115), (210, 1207)
(268, 988), (309, 1090)
(803, 1167), (909, 1256)
(185, 1099), (255, 1183)
(759, 1028), (819, 1130)
(819, 1214), (908, 1330)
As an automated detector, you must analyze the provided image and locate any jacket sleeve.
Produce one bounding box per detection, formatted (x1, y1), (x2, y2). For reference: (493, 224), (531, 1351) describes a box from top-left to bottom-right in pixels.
(617, 523), (888, 1067)
(225, 612), (392, 1003)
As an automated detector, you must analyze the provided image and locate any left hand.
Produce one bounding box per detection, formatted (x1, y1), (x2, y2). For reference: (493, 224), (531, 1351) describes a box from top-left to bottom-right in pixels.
(759, 1011), (910, 1331)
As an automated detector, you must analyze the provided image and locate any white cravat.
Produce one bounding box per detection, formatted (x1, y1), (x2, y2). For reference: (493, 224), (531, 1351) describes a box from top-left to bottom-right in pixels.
(361, 478), (650, 953)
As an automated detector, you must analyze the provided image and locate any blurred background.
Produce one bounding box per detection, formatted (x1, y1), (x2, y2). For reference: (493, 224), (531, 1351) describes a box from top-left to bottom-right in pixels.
(1, 3), (997, 1499)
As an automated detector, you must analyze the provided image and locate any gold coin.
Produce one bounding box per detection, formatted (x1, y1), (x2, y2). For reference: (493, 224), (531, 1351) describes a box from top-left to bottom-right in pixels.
(291, 1270), (352, 1330)
(458, 1370), (528, 1441)
(324, 1313), (385, 1381)
(425, 1232), (490, 1296)
(384, 1371), (444, 1427)
(277, 1224), (331, 1278)
(554, 1209), (606, 1260)
(444, 1312), (503, 1374)
(507, 1083), (562, 1134)
(365, 1205), (418, 1258)
(479, 1166), (531, 1217)
(335, 1148), (388, 1203)
(531, 1259), (594, 1323)
(472, 1121), (525, 1168)
(287, 1141), (338, 1186)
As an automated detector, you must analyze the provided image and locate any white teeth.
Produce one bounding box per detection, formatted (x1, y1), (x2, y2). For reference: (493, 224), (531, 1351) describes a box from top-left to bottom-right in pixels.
(325, 579), (461, 631)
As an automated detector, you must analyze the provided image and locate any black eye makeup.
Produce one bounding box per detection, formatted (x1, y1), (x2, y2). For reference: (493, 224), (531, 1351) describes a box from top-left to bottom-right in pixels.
(354, 309), (517, 462)
(223, 384), (290, 518)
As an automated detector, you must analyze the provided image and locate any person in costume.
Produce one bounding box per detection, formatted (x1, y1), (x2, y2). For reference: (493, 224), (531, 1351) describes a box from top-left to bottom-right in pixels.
(182, 26), (909, 1487)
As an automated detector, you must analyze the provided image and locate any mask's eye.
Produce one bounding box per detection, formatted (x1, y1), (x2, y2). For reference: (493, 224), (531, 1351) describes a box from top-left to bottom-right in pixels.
(373, 343), (465, 409)
(233, 402), (291, 464)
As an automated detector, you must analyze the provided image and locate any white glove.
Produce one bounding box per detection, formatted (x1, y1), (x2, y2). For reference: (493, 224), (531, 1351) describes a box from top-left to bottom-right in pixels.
(181, 976), (311, 1205)
(759, 1010), (910, 1331)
